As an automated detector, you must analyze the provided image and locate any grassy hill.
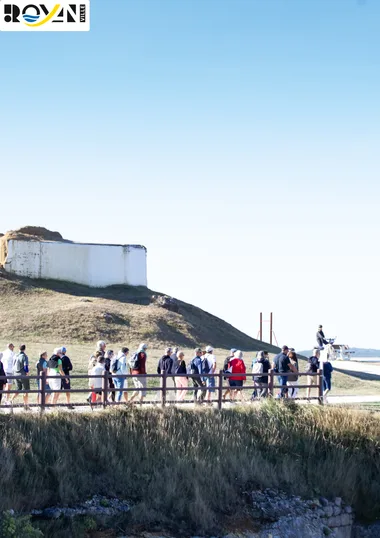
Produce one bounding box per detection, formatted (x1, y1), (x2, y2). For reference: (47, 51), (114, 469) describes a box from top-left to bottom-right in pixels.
(0, 270), (279, 352)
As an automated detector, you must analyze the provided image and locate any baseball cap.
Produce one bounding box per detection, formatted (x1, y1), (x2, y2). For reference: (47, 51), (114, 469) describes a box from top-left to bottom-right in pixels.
(230, 348), (237, 354)
(61, 346), (67, 353)
(206, 345), (214, 353)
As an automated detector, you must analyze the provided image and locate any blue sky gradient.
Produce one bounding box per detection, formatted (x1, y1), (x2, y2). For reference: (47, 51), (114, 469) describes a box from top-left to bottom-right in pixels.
(1, 0), (379, 349)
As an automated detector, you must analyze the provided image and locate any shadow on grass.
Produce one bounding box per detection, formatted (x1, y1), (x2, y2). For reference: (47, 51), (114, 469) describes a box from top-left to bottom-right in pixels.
(333, 367), (380, 382)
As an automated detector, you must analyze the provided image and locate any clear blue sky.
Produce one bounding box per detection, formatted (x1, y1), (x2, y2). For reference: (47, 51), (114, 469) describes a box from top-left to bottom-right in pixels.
(1, 0), (379, 350)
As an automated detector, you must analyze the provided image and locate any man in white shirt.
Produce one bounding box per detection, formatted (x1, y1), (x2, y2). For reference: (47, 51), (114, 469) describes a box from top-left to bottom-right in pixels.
(91, 356), (106, 403)
(203, 345), (217, 404)
(2, 343), (15, 404)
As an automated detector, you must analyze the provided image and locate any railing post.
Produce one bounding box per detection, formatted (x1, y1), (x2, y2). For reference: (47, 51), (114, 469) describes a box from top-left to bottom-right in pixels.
(102, 371), (108, 409)
(318, 368), (324, 405)
(268, 369), (274, 398)
(218, 370), (223, 410)
(41, 371), (46, 412)
(161, 371), (167, 408)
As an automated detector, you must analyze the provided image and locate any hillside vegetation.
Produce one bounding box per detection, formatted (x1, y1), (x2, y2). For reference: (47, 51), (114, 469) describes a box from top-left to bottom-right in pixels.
(0, 271), (279, 352)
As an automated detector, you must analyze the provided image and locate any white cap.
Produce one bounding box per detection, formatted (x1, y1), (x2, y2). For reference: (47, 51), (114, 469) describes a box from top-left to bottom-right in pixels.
(139, 343), (148, 350)
(206, 345), (214, 353)
(53, 347), (63, 355)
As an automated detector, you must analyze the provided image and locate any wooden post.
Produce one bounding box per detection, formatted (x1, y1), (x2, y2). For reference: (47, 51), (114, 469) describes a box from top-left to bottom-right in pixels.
(41, 370), (46, 412)
(318, 368), (324, 405)
(259, 312), (263, 341)
(161, 371), (167, 408)
(218, 370), (223, 410)
(268, 369), (274, 398)
(102, 372), (108, 409)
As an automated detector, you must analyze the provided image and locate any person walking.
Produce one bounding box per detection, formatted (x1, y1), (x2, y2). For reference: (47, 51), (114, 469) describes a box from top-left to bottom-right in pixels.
(202, 345), (216, 404)
(222, 348), (237, 400)
(175, 351), (188, 401)
(2, 343), (15, 404)
(104, 350), (116, 403)
(157, 347), (174, 401)
(287, 351), (299, 399)
(36, 351), (51, 405)
(10, 345), (30, 409)
(323, 358), (334, 399)
(112, 347), (129, 404)
(0, 353), (7, 405)
(252, 351), (270, 399)
(61, 346), (74, 409)
(129, 343), (148, 404)
(90, 356), (106, 403)
(189, 348), (205, 403)
(228, 350), (246, 401)
(306, 349), (321, 400)
(47, 348), (68, 406)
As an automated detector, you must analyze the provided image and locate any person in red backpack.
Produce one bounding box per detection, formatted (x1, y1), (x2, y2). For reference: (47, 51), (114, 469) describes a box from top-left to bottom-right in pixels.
(228, 350), (246, 401)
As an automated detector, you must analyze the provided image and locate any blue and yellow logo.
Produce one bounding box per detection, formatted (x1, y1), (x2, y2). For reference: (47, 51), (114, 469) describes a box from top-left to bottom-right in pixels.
(22, 4), (60, 26)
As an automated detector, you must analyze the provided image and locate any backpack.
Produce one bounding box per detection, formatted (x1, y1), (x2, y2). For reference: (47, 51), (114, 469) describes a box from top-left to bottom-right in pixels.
(308, 356), (319, 373)
(36, 357), (45, 374)
(202, 357), (210, 374)
(47, 356), (59, 369)
(111, 356), (119, 374)
(252, 361), (263, 380)
(129, 352), (140, 371)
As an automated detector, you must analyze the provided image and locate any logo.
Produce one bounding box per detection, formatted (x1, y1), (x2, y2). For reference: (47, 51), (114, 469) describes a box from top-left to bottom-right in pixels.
(0, 1), (90, 31)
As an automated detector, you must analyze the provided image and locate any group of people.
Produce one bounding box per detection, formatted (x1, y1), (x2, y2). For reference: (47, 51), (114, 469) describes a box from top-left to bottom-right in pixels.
(0, 336), (334, 409)
(0, 343), (73, 409)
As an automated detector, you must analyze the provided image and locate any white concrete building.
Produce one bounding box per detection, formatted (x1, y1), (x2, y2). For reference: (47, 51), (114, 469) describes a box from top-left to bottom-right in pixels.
(2, 239), (147, 287)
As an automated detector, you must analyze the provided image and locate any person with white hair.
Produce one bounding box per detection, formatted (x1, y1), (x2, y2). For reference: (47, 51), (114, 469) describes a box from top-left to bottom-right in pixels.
(228, 350), (246, 401)
(1, 343), (15, 404)
(203, 345), (217, 404)
(96, 341), (107, 356)
(47, 347), (68, 406)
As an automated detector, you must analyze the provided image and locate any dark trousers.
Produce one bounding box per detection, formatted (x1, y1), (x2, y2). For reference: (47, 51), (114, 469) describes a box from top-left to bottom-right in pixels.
(192, 377), (205, 402)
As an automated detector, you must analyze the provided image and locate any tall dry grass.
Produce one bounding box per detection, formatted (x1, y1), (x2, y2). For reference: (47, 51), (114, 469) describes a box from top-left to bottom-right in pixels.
(0, 402), (379, 533)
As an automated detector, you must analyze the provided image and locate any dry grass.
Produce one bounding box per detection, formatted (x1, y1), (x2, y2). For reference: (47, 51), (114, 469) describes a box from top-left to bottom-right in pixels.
(0, 404), (379, 534)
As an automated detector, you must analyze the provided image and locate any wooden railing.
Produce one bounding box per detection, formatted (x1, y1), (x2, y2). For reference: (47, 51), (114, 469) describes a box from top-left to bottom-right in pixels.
(0, 369), (324, 410)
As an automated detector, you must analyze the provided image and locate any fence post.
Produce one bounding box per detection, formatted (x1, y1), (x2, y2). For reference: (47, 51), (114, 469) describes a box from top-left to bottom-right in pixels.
(268, 369), (274, 398)
(161, 371), (167, 408)
(318, 368), (324, 405)
(218, 370), (223, 410)
(102, 372), (108, 409)
(41, 371), (46, 412)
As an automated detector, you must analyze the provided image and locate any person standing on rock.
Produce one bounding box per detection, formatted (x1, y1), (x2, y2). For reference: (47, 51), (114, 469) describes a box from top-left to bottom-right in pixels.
(2, 343), (15, 404)
(61, 346), (74, 409)
(10, 344), (30, 409)
(129, 343), (148, 404)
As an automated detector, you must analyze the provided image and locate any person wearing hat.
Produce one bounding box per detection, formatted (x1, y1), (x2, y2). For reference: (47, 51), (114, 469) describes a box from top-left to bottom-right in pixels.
(61, 346), (74, 409)
(203, 345), (216, 404)
(316, 325), (328, 349)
